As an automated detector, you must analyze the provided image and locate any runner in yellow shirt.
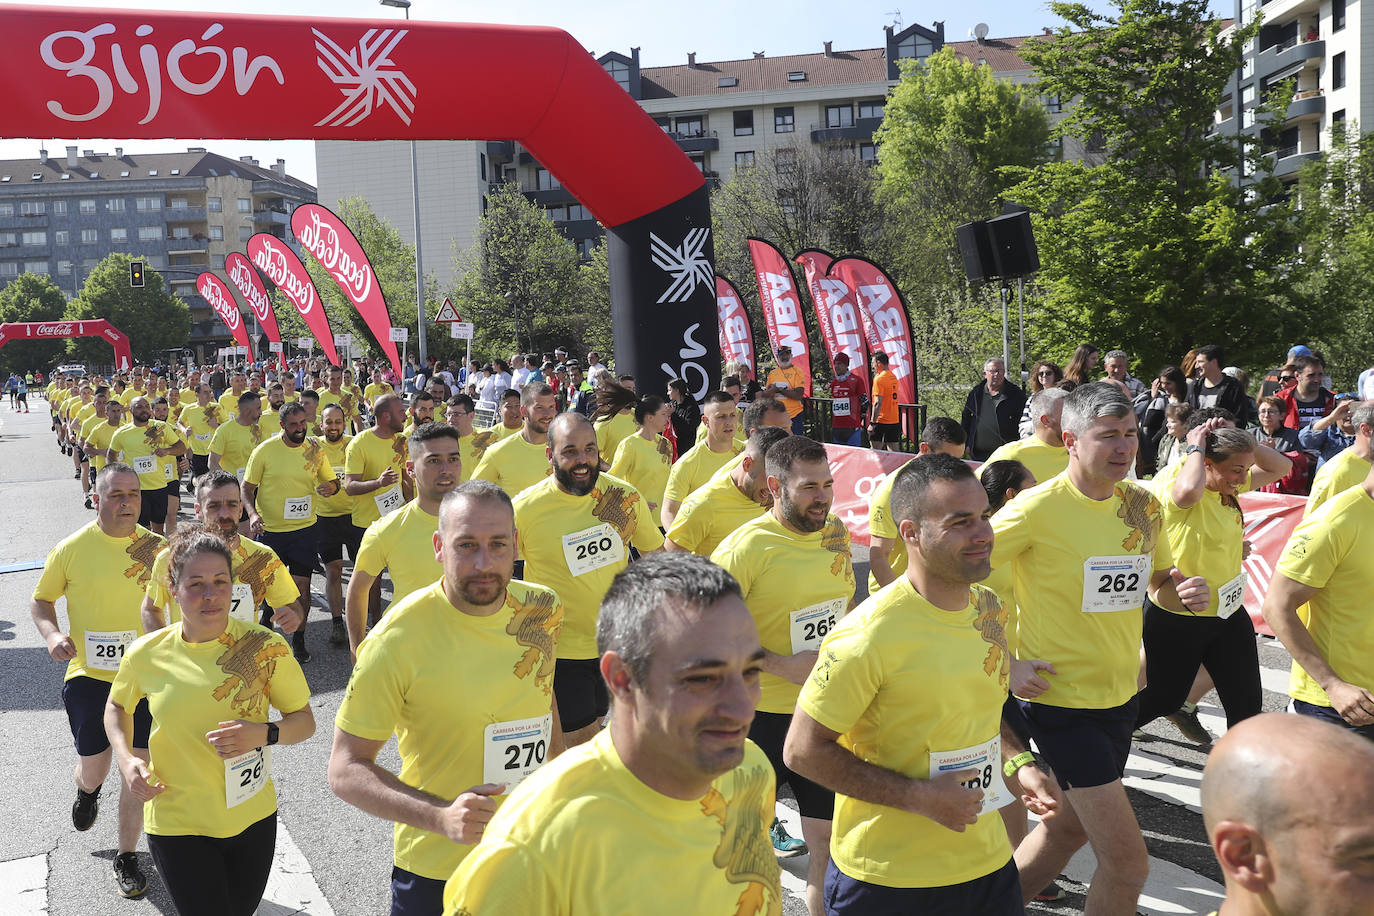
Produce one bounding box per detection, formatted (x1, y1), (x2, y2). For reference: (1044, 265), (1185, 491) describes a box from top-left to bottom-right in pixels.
(66, 383), (96, 489)
(608, 394), (675, 517)
(81, 397), (125, 482)
(665, 426), (786, 556)
(151, 396), (189, 537)
(981, 387), (1070, 487)
(106, 526), (313, 916)
(787, 454), (1059, 913)
(592, 380), (640, 464)
(217, 370), (247, 419)
(29, 464), (164, 898)
(178, 383), (222, 480)
(1263, 459), (1374, 739)
(660, 391), (744, 530)
(243, 402), (341, 661)
(319, 365), (362, 433)
(75, 387), (112, 507)
(443, 393), (482, 482)
(709, 435), (855, 899)
(401, 390), (436, 439)
(208, 391), (266, 489)
(257, 382), (286, 437)
(111, 397), (187, 536)
(140, 470), (301, 633)
(512, 413), (663, 747)
(1303, 401), (1373, 517)
(765, 345), (808, 435)
(471, 383), (559, 497)
(363, 367), (394, 405)
(344, 393), (411, 531)
(331, 481), (564, 913)
(315, 404), (359, 638)
(281, 373), (300, 404)
(442, 553), (782, 916)
(990, 382), (1210, 913)
(477, 389), (525, 443)
(346, 423), (464, 658)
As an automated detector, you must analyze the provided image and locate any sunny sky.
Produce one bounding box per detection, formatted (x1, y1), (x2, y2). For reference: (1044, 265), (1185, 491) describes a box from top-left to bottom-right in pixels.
(0, 0), (1234, 186)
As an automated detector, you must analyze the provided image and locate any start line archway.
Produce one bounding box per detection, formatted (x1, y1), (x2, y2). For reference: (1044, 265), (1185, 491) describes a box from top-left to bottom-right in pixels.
(0, 319), (132, 371)
(0, 6), (720, 395)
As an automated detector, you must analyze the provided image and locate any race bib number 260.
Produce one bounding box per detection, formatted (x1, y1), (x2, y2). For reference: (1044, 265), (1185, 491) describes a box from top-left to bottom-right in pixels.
(561, 524), (624, 577)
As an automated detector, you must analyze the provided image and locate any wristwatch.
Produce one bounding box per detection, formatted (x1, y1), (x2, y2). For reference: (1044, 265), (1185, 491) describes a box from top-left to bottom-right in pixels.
(265, 722), (280, 746)
(1003, 751), (1036, 779)
(1185, 444), (1203, 456)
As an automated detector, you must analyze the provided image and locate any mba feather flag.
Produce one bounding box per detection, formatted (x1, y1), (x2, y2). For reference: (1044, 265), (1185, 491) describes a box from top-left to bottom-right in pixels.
(794, 248), (868, 388)
(827, 256), (916, 405)
(246, 232), (340, 366)
(225, 252), (287, 370)
(715, 275), (756, 372)
(196, 271), (253, 353)
(746, 237), (812, 395)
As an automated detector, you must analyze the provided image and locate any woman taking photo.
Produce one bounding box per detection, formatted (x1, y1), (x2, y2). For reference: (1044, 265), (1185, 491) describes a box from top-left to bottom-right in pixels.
(106, 527), (314, 916)
(609, 394), (675, 520)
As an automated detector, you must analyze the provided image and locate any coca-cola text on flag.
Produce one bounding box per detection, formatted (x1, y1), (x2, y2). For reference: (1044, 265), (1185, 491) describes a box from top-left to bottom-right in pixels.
(0, 319), (132, 370)
(226, 252), (287, 370)
(827, 256), (916, 406)
(291, 204), (401, 377)
(714, 275), (755, 373)
(746, 238), (812, 396)
(246, 232), (340, 365)
(794, 249), (869, 389)
(197, 271), (254, 353)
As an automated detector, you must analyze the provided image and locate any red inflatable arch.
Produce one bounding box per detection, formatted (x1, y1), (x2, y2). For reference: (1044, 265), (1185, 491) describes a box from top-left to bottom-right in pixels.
(0, 6), (719, 394)
(0, 319), (132, 371)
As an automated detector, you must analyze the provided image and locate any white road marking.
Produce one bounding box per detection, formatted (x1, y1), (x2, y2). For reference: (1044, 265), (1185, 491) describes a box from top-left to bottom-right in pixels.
(257, 823), (335, 915)
(0, 853), (48, 915)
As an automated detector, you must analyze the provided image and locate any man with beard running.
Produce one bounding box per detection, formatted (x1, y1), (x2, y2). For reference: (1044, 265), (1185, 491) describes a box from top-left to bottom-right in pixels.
(345, 393), (412, 627)
(664, 426), (788, 557)
(316, 404), (361, 640)
(710, 436), (857, 909)
(243, 402), (341, 660)
(472, 383), (559, 497)
(110, 396), (187, 536)
(208, 391), (265, 488)
(346, 423), (465, 660)
(513, 413), (664, 747)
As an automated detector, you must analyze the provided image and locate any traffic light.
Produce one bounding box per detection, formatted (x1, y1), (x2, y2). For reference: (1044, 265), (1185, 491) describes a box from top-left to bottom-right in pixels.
(129, 261), (145, 288)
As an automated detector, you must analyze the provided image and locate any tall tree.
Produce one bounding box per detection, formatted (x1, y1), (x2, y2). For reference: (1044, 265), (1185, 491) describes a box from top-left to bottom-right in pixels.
(64, 253), (190, 366)
(0, 273), (69, 375)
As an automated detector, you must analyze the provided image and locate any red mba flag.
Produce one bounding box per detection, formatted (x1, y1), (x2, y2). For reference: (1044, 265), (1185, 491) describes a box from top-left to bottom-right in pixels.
(225, 252), (287, 370)
(196, 271), (253, 353)
(747, 237), (812, 396)
(247, 232), (340, 366)
(715, 275), (756, 372)
(794, 248), (868, 388)
(827, 256), (916, 405)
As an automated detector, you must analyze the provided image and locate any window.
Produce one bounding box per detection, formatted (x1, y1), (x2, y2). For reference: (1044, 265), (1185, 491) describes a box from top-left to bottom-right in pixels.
(138, 226), (161, 241)
(20, 201), (45, 215)
(733, 110), (754, 136)
(25, 260), (49, 275)
(787, 71), (806, 82)
(1333, 52), (1346, 89)
(209, 225), (224, 241)
(208, 197), (222, 212)
(239, 225), (253, 242)
(826, 105), (854, 128)
(171, 226), (191, 239)
(212, 254), (226, 269)
(52, 200), (67, 215)
(568, 203), (589, 220)
(675, 116), (704, 138)
(135, 197), (161, 211)
(237, 198), (251, 212)
(21, 231), (46, 246)
(896, 33), (934, 62)
(109, 228), (128, 244)
(1042, 93), (1062, 113)
(859, 142), (877, 163)
(1241, 83), (1256, 128)
(1332, 109), (1347, 138)
(479, 153), (487, 181)
(80, 228), (99, 244)
(778, 190), (797, 218)
(79, 199), (96, 214)
(604, 59), (630, 92)
(542, 206), (560, 222)
(718, 76), (738, 88)
(1086, 129), (1106, 153)
(170, 198), (188, 209)
(0, 232), (14, 247)
(858, 100), (885, 120)
(106, 198), (125, 212)
(654, 117), (671, 133)
(774, 106), (795, 133)
(0, 203), (12, 217)
(535, 167), (561, 191)
(57, 259), (72, 275)
(735, 151), (755, 169)
(1334, 0), (1346, 31)
(0, 262), (18, 277)
(775, 149), (796, 173)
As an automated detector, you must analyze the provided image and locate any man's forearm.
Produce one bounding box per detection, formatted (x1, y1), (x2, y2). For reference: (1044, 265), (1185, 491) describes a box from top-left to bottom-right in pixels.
(786, 733), (916, 811)
(329, 753), (451, 835)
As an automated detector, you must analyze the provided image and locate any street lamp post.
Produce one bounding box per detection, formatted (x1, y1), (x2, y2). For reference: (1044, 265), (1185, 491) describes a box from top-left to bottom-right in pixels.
(381, 0), (427, 373)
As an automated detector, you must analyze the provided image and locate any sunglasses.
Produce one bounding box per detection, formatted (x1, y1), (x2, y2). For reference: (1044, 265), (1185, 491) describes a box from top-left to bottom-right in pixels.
(1037, 370), (1056, 377)
(1280, 375), (1295, 382)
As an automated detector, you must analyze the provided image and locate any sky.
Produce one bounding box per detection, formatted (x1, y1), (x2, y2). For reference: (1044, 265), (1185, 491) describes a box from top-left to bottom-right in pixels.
(0, 0), (1234, 187)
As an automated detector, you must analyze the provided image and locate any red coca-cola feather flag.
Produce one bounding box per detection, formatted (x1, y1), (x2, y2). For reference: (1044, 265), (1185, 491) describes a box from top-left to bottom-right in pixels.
(225, 252), (286, 370)
(746, 237), (812, 396)
(291, 204), (401, 377)
(794, 249), (869, 388)
(196, 271), (253, 353)
(827, 256), (916, 406)
(246, 232), (340, 366)
(715, 275), (756, 373)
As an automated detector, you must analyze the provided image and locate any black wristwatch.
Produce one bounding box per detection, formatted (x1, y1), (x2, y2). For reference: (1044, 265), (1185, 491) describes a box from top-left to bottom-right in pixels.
(265, 722), (280, 746)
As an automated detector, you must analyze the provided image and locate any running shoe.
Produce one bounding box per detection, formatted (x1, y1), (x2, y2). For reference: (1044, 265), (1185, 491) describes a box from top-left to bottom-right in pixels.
(770, 817), (807, 858)
(72, 786), (100, 831)
(1166, 702), (1214, 746)
(329, 618), (348, 647)
(292, 631), (311, 663)
(1035, 878), (1068, 901)
(84, 496), (94, 510)
(113, 852), (148, 898)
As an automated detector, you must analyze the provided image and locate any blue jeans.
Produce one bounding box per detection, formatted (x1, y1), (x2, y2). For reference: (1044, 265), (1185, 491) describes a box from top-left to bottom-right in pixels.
(831, 427), (862, 447)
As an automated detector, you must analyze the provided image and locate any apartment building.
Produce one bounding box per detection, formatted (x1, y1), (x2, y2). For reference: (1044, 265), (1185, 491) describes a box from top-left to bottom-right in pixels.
(0, 147), (316, 364)
(315, 20), (1075, 279)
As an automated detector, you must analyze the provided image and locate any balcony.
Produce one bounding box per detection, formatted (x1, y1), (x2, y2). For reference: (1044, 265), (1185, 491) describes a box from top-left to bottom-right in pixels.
(253, 208), (289, 226)
(165, 206), (207, 223)
(666, 129), (720, 153)
(486, 140), (514, 160)
(522, 185), (576, 206)
(165, 235), (210, 253)
(1272, 147), (1320, 178)
(1207, 116), (1238, 137)
(554, 218), (602, 239)
(1257, 37), (1324, 81)
(809, 116), (883, 143)
(1286, 90), (1325, 122)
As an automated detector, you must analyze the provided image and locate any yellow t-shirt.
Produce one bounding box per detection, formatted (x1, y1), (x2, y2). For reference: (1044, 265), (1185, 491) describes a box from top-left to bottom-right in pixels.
(1152, 469), (1249, 618)
(112, 387), (135, 407)
(1277, 486), (1374, 707)
(866, 460), (915, 595)
(799, 577), (1013, 888)
(1304, 447), (1373, 518)
(110, 420), (179, 491)
(109, 617), (310, 837)
(180, 403), (222, 457)
(472, 432), (553, 498)
(146, 538), (298, 624)
(344, 429), (409, 528)
(456, 433), (481, 483)
(32, 521), (165, 683)
(609, 432), (673, 512)
(666, 469), (765, 557)
(990, 475), (1173, 710)
(336, 579), (562, 880)
(316, 433), (355, 518)
(217, 390), (246, 419)
(72, 399), (97, 431)
(244, 436), (337, 533)
(711, 513), (855, 715)
(594, 411), (638, 466)
(257, 408), (282, 438)
(981, 438), (1069, 488)
(179, 389), (198, 406)
(480, 423), (522, 444)
(319, 389), (361, 430)
(664, 440), (745, 507)
(512, 473), (664, 659)
(694, 406), (748, 448)
(765, 365), (807, 418)
(442, 730), (781, 916)
(364, 382), (394, 405)
(355, 501), (443, 603)
(209, 420), (266, 481)
(80, 417), (119, 472)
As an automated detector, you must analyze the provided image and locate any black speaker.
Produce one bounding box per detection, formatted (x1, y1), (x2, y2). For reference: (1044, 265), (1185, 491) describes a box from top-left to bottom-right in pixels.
(956, 220), (995, 283)
(986, 210), (1040, 278)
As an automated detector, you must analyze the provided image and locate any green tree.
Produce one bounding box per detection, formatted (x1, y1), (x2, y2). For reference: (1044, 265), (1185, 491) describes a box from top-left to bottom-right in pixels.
(1004, 0), (1309, 376)
(65, 253), (189, 366)
(0, 273), (69, 375)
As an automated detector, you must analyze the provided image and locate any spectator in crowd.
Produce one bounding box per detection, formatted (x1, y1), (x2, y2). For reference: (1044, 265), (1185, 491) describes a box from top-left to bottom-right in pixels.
(1063, 343), (1101, 385)
(728, 360), (764, 403)
(1019, 359), (1064, 438)
(1299, 397), (1361, 468)
(827, 352), (868, 447)
(1156, 402), (1194, 470)
(1252, 396), (1301, 454)
(1276, 354), (1337, 431)
(585, 351), (609, 389)
(1223, 367), (1259, 428)
(509, 353), (529, 389)
(1187, 345), (1249, 420)
(478, 359), (512, 404)
(764, 347), (808, 436)
(1103, 349), (1146, 400)
(1358, 363), (1374, 401)
(524, 356), (544, 385)
(564, 360), (594, 416)
(666, 378), (700, 449)
(960, 357), (1026, 461)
